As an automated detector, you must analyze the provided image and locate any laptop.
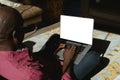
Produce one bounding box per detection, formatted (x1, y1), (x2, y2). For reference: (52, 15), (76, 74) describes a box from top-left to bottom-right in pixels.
(60, 15), (94, 64)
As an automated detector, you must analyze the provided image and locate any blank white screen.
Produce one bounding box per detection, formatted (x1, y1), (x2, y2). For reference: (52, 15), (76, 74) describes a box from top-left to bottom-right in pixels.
(60, 15), (94, 45)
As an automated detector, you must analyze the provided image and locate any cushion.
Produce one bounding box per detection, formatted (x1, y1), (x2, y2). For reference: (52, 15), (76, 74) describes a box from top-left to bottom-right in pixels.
(15, 5), (42, 20)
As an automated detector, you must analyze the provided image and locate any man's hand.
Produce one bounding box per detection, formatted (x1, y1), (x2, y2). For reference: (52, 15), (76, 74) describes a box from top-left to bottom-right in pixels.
(63, 45), (76, 73)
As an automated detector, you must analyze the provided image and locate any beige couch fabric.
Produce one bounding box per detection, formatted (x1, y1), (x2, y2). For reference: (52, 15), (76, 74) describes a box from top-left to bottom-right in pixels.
(0, 0), (43, 27)
(15, 5), (42, 20)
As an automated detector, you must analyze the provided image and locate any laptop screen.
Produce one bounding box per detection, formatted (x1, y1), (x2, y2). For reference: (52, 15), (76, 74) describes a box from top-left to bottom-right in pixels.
(60, 15), (94, 45)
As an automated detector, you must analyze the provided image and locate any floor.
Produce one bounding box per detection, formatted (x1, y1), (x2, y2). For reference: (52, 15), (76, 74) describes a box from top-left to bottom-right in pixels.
(24, 22), (120, 80)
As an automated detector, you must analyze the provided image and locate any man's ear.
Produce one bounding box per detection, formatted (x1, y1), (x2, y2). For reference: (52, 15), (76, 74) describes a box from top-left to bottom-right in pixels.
(12, 30), (18, 45)
(12, 30), (24, 43)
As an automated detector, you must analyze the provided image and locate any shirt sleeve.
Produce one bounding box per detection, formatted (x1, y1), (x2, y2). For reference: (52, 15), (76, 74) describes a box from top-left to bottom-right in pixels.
(61, 72), (71, 80)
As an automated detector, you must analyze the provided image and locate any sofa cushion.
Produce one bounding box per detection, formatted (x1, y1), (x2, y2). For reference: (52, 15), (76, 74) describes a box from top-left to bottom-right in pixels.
(15, 5), (42, 20)
(24, 16), (42, 27)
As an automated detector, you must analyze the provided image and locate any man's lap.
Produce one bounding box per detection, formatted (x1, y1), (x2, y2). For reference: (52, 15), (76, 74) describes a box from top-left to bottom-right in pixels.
(73, 51), (100, 80)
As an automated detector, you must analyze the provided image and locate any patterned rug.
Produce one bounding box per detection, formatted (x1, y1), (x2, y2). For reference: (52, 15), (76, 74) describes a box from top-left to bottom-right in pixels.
(92, 33), (120, 80)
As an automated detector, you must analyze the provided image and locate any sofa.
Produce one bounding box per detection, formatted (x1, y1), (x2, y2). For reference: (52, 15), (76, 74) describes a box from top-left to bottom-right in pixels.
(0, 0), (43, 27)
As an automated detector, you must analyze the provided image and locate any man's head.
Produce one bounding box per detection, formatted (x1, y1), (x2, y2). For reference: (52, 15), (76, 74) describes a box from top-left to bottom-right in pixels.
(0, 6), (23, 43)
